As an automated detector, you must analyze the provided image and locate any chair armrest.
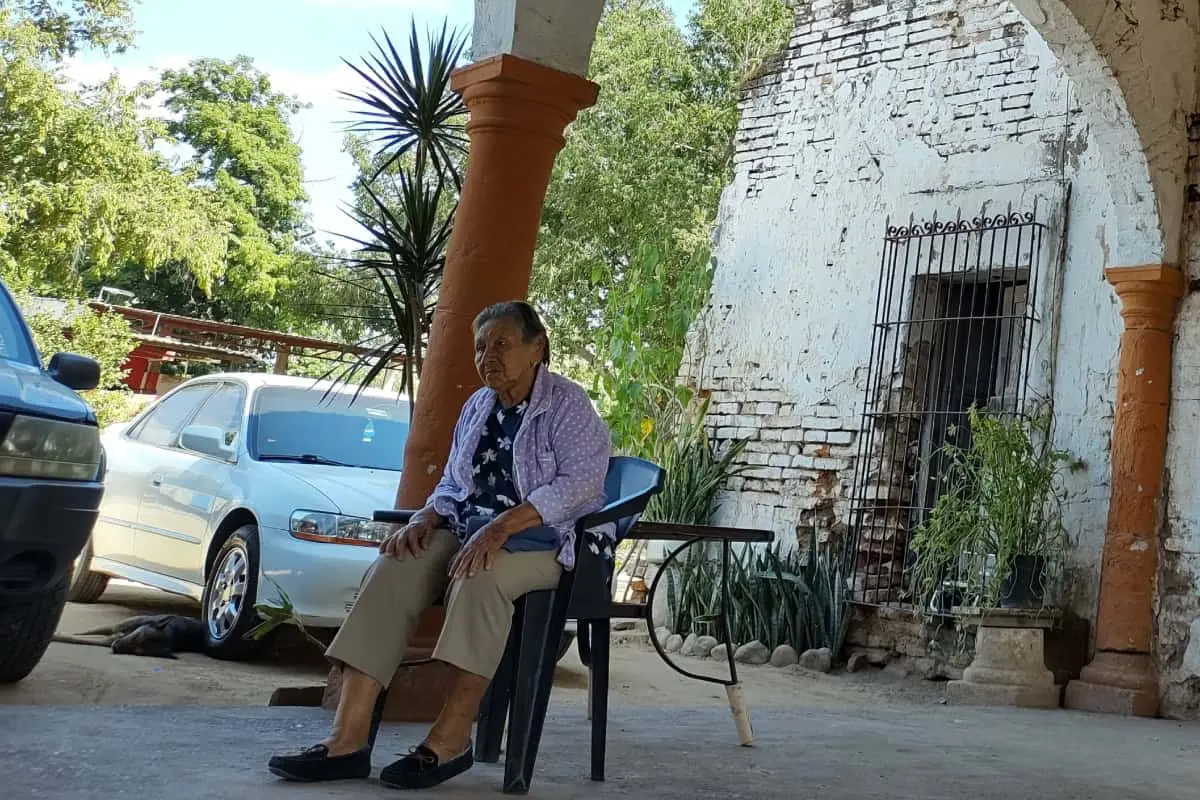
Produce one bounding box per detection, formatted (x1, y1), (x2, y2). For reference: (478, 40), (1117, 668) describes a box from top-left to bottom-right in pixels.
(575, 493), (654, 532)
(373, 509), (418, 524)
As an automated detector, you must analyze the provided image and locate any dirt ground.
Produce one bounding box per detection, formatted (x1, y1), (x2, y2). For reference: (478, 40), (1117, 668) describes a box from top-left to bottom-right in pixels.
(0, 581), (946, 712)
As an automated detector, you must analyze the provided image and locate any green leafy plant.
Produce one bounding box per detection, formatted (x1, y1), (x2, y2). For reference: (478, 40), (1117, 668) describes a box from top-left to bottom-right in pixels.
(245, 577), (328, 652)
(665, 530), (850, 657)
(590, 240), (716, 456)
(22, 296), (140, 426)
(908, 406), (1082, 616)
(643, 390), (748, 525)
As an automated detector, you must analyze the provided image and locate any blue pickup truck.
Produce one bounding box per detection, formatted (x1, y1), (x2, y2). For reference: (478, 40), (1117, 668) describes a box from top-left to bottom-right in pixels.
(0, 281), (106, 683)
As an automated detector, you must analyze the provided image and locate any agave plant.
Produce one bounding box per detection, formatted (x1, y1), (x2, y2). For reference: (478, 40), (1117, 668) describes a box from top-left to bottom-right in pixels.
(315, 21), (470, 405)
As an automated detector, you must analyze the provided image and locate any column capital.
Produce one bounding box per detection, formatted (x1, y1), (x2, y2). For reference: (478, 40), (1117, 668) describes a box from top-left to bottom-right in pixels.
(451, 54), (599, 144)
(1104, 264), (1187, 331)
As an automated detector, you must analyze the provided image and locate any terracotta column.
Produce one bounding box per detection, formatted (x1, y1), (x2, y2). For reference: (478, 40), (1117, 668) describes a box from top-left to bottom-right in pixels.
(395, 53), (599, 509)
(1065, 264), (1186, 717)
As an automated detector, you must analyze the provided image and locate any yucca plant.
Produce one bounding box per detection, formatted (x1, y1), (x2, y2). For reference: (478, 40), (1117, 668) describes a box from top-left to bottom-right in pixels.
(317, 21), (469, 405)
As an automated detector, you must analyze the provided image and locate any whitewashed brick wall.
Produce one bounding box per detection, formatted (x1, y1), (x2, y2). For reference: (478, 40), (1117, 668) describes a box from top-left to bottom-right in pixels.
(687, 0), (1200, 718)
(685, 0), (1124, 624)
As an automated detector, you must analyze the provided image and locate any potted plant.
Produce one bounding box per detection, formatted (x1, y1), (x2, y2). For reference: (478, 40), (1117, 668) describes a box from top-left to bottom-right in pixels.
(908, 406), (1081, 615)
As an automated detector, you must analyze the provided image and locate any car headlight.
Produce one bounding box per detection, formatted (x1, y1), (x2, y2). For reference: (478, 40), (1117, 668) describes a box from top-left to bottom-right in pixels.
(290, 510), (389, 547)
(0, 414), (101, 481)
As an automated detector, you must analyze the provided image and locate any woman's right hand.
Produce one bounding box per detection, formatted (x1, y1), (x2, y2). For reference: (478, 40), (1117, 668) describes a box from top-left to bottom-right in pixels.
(380, 516), (437, 560)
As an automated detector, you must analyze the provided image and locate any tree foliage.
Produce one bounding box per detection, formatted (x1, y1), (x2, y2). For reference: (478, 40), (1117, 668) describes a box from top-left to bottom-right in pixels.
(98, 56), (321, 332)
(531, 0), (792, 368)
(328, 23), (468, 403)
(0, 9), (228, 298)
(6, 0), (138, 58)
(22, 295), (140, 425)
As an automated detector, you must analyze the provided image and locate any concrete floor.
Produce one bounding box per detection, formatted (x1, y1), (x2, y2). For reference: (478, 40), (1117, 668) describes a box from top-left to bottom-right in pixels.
(1, 703), (1197, 799)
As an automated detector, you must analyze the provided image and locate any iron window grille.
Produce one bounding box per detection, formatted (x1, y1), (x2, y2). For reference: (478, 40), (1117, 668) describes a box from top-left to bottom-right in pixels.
(844, 205), (1048, 611)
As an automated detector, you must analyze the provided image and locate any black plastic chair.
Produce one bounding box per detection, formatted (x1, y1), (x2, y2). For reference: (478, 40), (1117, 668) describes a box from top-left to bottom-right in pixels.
(472, 455), (665, 793)
(374, 456), (665, 793)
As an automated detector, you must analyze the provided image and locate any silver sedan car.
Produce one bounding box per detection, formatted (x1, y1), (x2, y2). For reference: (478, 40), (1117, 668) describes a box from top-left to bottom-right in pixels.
(72, 373), (411, 659)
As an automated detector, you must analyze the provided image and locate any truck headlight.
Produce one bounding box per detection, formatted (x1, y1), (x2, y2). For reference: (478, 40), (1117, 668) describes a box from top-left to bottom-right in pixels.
(290, 510), (389, 547)
(0, 415), (101, 481)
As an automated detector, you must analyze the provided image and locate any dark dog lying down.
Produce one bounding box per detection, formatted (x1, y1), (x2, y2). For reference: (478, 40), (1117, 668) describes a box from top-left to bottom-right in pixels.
(52, 614), (207, 659)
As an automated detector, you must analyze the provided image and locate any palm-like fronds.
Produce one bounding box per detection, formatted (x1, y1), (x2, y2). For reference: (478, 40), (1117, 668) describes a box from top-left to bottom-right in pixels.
(315, 18), (468, 408)
(341, 23), (470, 185)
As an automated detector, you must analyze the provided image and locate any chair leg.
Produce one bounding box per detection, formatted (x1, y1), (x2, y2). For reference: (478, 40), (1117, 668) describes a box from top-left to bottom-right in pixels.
(476, 607), (521, 764)
(502, 588), (569, 795)
(579, 621), (593, 721)
(588, 619), (609, 782)
(366, 686), (389, 753)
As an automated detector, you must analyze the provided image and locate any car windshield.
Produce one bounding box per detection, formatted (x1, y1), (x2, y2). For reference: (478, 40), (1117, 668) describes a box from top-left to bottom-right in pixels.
(251, 386), (410, 472)
(0, 290), (39, 366)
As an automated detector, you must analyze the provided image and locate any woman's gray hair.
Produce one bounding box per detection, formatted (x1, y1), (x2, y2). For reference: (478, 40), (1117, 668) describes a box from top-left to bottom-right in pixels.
(473, 300), (551, 367)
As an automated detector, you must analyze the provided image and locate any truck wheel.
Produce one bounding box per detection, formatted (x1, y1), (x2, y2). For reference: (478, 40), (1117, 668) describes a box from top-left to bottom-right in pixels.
(0, 577), (69, 683)
(201, 525), (263, 661)
(67, 539), (109, 604)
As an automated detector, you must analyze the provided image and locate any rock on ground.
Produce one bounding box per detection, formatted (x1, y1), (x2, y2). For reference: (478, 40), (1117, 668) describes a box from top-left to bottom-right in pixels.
(847, 652), (869, 673)
(734, 641), (770, 665)
(693, 635), (719, 657)
(710, 644), (729, 661)
(770, 645), (799, 668)
(799, 647), (833, 673)
(664, 634), (684, 654)
(679, 633), (700, 656)
(654, 626), (672, 643)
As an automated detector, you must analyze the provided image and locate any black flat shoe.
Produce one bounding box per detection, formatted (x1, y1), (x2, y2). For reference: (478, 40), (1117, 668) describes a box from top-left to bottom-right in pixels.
(379, 743), (474, 790)
(267, 744), (373, 782)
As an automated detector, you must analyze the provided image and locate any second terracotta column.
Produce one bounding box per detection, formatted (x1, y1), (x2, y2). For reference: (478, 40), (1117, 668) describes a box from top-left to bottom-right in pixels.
(1065, 264), (1186, 717)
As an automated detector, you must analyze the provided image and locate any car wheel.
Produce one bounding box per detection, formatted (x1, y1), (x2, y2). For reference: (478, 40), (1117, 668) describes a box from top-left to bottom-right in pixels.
(0, 576), (69, 683)
(201, 525), (263, 661)
(67, 538), (109, 604)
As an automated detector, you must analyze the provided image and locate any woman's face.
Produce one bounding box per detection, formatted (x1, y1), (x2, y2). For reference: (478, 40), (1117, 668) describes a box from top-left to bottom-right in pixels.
(474, 316), (544, 394)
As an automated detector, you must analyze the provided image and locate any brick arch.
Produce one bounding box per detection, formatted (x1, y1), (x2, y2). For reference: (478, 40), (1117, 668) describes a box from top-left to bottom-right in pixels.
(1009, 0), (1198, 265)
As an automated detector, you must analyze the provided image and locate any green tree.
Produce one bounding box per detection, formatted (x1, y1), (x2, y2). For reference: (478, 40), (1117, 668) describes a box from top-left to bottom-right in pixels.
(6, 0), (138, 58)
(21, 296), (140, 426)
(531, 0), (792, 368)
(97, 56), (319, 332)
(0, 9), (229, 298)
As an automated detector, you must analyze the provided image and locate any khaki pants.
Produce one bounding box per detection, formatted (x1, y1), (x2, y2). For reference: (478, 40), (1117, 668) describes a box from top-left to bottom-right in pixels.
(325, 529), (562, 685)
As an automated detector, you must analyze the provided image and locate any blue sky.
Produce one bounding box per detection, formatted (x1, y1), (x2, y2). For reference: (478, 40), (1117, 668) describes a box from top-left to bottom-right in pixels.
(69, 0), (696, 242)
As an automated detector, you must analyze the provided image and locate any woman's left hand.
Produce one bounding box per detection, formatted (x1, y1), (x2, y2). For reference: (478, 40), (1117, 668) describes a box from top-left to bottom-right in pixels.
(449, 523), (510, 579)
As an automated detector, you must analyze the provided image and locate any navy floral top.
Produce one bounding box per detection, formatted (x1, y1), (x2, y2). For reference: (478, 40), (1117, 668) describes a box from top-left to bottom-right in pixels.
(458, 397), (613, 565)
(461, 400), (558, 554)
(463, 399), (527, 519)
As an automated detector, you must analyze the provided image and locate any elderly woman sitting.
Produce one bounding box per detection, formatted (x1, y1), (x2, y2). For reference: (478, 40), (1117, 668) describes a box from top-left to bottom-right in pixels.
(268, 301), (613, 790)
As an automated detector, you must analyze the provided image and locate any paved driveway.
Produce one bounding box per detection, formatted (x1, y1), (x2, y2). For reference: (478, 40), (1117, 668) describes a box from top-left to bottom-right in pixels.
(2, 703), (1197, 799)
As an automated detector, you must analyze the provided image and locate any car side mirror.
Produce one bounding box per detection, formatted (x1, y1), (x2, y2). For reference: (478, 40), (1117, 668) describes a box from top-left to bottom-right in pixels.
(180, 424), (235, 460)
(47, 352), (101, 392)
